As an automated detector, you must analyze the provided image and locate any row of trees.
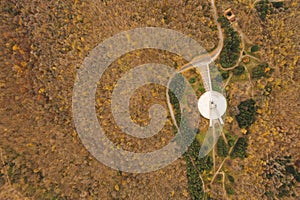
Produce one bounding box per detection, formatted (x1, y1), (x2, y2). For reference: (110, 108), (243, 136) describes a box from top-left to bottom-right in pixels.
(185, 140), (213, 200)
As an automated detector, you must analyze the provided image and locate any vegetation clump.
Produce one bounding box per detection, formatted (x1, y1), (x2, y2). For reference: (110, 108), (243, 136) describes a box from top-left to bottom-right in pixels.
(227, 174), (235, 183)
(189, 77), (197, 84)
(252, 63), (273, 79)
(235, 99), (257, 128)
(217, 16), (241, 68)
(230, 137), (248, 159)
(185, 140), (213, 200)
(221, 71), (229, 80)
(271, 2), (284, 9)
(250, 45), (260, 52)
(225, 185), (235, 195)
(227, 132), (237, 147)
(216, 137), (229, 157)
(263, 84), (273, 96)
(264, 156), (300, 198)
(255, 0), (271, 20)
(233, 65), (245, 76)
(168, 74), (186, 124)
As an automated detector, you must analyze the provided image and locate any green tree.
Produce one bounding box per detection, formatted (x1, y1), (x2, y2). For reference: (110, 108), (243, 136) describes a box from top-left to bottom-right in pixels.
(251, 45), (260, 52)
(230, 137), (248, 159)
(217, 137), (229, 157)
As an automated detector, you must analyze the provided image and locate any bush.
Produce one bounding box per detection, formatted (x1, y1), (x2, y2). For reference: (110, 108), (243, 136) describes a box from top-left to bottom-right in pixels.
(285, 165), (300, 182)
(225, 186), (235, 195)
(221, 71), (229, 80)
(217, 137), (229, 157)
(255, 0), (271, 20)
(272, 2), (283, 9)
(233, 65), (245, 76)
(263, 156), (299, 198)
(226, 132), (237, 147)
(198, 86), (206, 93)
(252, 63), (267, 79)
(189, 77), (197, 84)
(186, 157), (204, 200)
(217, 16), (230, 28)
(235, 99), (257, 128)
(264, 84), (272, 96)
(168, 74), (187, 125)
(251, 45), (260, 52)
(230, 137), (248, 159)
(227, 174), (235, 183)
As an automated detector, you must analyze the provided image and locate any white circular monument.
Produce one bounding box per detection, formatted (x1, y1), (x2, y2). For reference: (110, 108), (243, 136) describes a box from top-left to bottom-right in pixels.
(198, 91), (227, 120)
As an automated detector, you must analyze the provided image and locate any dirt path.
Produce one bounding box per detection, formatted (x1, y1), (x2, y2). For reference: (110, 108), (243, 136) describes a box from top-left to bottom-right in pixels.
(165, 0), (224, 196)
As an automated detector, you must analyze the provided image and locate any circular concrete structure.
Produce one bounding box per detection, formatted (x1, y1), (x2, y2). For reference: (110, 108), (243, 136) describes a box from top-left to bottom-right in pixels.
(198, 91), (227, 120)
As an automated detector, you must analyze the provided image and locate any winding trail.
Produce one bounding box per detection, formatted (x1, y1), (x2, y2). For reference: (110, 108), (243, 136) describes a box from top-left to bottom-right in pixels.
(178, 0), (223, 73)
(166, 0), (225, 150)
(164, 0), (264, 198)
(166, 0), (262, 198)
(165, 0), (223, 195)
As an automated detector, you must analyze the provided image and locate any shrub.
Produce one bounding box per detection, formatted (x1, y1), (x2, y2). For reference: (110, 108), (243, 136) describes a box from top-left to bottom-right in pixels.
(264, 84), (272, 96)
(235, 99), (257, 128)
(227, 174), (235, 183)
(255, 0), (271, 20)
(272, 2), (283, 9)
(252, 63), (267, 79)
(198, 86), (206, 93)
(217, 16), (230, 28)
(225, 185), (235, 195)
(189, 77), (197, 84)
(221, 71), (229, 80)
(233, 65), (245, 76)
(264, 156), (300, 198)
(230, 137), (248, 159)
(251, 45), (260, 52)
(217, 137), (229, 157)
